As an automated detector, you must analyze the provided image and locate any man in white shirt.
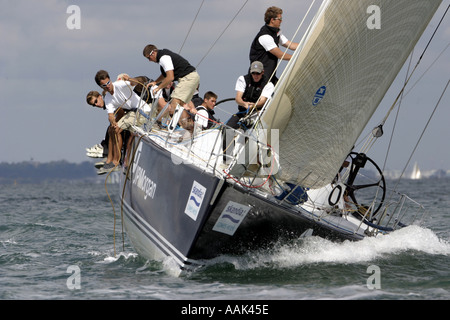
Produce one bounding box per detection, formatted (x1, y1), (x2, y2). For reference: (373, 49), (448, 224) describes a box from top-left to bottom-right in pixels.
(249, 6), (299, 84)
(195, 91), (218, 130)
(94, 70), (151, 170)
(94, 71), (151, 132)
(227, 61), (274, 130)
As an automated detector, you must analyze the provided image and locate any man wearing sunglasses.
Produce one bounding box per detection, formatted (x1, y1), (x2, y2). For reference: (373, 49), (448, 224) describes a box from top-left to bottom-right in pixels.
(85, 90), (126, 174)
(249, 6), (299, 84)
(95, 70), (151, 133)
(143, 44), (200, 132)
(94, 70), (152, 171)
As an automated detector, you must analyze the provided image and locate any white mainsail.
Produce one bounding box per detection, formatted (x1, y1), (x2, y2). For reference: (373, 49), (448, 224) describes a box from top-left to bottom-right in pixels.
(255, 0), (442, 189)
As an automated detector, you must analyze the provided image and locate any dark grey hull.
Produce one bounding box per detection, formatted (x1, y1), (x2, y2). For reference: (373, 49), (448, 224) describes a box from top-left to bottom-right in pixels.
(120, 135), (364, 271)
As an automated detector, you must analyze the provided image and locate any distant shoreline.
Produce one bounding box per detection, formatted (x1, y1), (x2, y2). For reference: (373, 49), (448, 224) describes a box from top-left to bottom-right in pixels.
(1, 160), (449, 184)
(0, 160), (99, 184)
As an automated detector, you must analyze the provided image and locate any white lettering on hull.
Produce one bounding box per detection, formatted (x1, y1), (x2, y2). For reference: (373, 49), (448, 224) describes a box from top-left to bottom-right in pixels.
(132, 142), (157, 200)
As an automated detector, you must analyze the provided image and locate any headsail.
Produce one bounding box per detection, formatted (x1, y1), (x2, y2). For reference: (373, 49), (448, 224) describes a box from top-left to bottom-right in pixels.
(255, 0), (442, 189)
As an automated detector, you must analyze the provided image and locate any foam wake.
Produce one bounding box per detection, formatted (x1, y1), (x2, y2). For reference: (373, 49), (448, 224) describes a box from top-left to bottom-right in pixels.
(206, 226), (450, 270)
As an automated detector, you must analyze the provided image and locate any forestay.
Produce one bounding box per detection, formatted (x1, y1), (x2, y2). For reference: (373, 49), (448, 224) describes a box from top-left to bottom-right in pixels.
(255, 0), (442, 189)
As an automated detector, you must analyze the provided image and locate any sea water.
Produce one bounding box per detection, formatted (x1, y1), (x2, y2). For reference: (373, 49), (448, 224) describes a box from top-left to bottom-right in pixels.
(0, 179), (449, 301)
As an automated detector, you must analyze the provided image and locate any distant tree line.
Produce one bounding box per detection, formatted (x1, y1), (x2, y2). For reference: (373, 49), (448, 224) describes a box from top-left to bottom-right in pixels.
(0, 160), (97, 183)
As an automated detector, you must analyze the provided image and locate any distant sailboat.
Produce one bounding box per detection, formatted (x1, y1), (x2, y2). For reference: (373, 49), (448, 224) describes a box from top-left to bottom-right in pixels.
(411, 162), (422, 180)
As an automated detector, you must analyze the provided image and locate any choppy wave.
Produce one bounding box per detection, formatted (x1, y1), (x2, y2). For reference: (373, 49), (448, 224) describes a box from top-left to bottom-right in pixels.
(1, 181), (448, 299)
(204, 225), (449, 271)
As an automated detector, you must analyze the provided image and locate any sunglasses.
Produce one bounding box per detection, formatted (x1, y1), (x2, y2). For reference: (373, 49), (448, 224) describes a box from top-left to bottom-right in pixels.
(91, 98), (98, 106)
(100, 80), (111, 88)
(146, 50), (155, 60)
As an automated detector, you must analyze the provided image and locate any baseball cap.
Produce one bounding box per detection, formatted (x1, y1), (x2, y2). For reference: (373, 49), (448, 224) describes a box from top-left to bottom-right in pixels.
(250, 61), (264, 73)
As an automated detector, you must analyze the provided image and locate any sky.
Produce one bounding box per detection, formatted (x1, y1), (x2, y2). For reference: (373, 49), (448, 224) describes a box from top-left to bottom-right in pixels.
(1, 0), (449, 172)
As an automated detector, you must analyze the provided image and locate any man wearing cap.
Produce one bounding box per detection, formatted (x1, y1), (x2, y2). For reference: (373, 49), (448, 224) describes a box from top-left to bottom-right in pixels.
(227, 61), (274, 130)
(143, 44), (200, 132)
(249, 6), (298, 84)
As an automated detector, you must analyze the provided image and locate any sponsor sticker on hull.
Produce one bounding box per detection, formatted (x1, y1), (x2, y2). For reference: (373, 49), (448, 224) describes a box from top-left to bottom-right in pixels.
(184, 181), (207, 221)
(213, 201), (250, 236)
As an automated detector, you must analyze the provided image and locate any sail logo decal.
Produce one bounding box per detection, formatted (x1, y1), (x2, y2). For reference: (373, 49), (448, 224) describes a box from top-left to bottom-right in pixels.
(184, 181), (206, 221)
(312, 86), (327, 106)
(212, 201), (251, 236)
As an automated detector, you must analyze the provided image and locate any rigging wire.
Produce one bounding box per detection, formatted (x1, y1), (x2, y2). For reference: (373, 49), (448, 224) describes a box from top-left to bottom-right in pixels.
(116, 78), (155, 255)
(104, 78), (143, 256)
(379, 4), (449, 127)
(380, 50), (416, 173)
(102, 81), (134, 256)
(179, 0), (205, 54)
(403, 42), (450, 98)
(355, 40), (450, 153)
(393, 78), (449, 186)
(362, 4), (450, 177)
(196, 0), (249, 68)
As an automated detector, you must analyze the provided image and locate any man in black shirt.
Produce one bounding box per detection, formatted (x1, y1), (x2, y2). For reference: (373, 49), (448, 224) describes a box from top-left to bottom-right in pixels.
(227, 61), (274, 130)
(143, 44), (200, 131)
(249, 6), (299, 84)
